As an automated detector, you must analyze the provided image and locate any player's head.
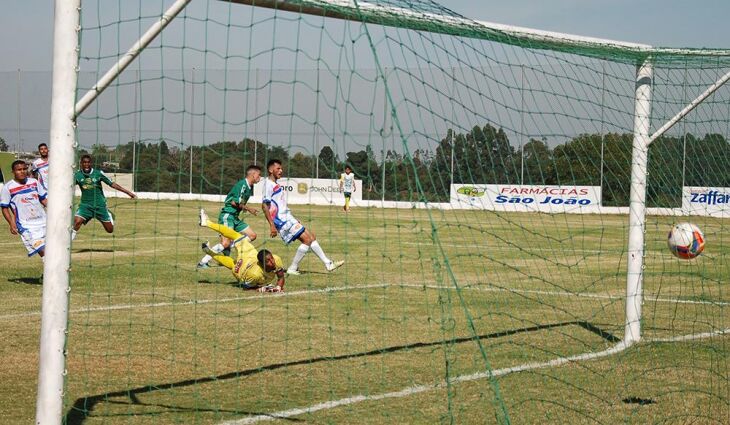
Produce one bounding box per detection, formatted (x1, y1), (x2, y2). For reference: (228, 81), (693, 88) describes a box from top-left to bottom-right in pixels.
(11, 160), (28, 181)
(38, 143), (49, 158)
(257, 249), (277, 272)
(246, 164), (262, 183)
(266, 159), (283, 179)
(79, 154), (93, 173)
(344, 165), (352, 174)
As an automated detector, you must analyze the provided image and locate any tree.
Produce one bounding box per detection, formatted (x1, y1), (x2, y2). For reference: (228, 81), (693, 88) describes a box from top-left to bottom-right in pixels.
(0, 137), (8, 152)
(317, 146), (339, 178)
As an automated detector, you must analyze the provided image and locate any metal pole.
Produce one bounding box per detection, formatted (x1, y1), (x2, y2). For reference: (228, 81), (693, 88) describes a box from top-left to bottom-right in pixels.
(190, 68), (195, 193)
(132, 70), (139, 191)
(74, 0), (192, 117)
(450, 68), (455, 188)
(381, 68), (388, 202)
(17, 69), (21, 154)
(519, 64), (525, 185)
(599, 61), (606, 202)
(254, 68), (258, 166)
(681, 64), (688, 190)
(314, 67), (320, 178)
(624, 59), (653, 346)
(36, 1), (80, 422)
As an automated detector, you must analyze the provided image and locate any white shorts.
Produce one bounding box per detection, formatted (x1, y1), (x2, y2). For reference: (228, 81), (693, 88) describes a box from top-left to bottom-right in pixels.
(19, 224), (46, 256)
(275, 215), (305, 245)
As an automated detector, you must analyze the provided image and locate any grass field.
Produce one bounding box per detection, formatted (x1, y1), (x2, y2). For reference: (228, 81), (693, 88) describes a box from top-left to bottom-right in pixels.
(1, 198), (727, 424)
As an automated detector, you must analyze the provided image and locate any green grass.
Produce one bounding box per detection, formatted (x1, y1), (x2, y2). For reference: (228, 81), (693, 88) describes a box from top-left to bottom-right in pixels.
(1, 199), (727, 424)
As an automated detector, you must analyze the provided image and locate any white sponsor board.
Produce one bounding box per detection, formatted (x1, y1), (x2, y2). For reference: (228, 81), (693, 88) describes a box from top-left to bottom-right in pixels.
(249, 177), (363, 206)
(683, 187), (730, 217)
(450, 184), (602, 212)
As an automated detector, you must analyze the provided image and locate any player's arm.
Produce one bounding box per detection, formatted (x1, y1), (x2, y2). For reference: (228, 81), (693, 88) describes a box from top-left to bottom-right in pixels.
(1, 207), (18, 235)
(275, 269), (285, 291)
(242, 203), (258, 216)
(232, 200), (258, 216)
(261, 202), (277, 237)
(110, 182), (137, 199)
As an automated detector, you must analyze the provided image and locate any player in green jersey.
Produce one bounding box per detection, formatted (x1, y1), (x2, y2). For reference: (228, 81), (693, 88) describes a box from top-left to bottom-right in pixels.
(72, 154), (136, 239)
(197, 164), (262, 269)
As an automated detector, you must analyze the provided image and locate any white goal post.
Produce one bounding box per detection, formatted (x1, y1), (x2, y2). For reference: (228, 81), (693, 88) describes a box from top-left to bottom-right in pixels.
(38, 1), (730, 423)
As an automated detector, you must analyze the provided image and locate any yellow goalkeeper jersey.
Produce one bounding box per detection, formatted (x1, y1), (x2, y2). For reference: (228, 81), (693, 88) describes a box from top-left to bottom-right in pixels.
(231, 239), (284, 285)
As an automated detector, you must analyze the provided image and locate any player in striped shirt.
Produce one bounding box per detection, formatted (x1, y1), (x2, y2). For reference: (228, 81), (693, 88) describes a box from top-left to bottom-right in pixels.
(1, 160), (48, 258)
(339, 165), (356, 212)
(31, 143), (50, 191)
(261, 159), (344, 275)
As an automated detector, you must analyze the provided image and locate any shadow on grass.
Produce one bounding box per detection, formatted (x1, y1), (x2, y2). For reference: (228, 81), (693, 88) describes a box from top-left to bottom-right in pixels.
(64, 320), (619, 424)
(7, 277), (43, 285)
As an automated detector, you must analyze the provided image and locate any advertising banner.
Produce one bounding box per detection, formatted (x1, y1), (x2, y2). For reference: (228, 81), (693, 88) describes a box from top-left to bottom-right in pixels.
(249, 177), (363, 206)
(450, 184), (601, 212)
(683, 187), (730, 217)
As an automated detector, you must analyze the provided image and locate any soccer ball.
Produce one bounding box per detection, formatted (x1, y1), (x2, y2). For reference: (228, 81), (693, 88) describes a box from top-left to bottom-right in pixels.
(667, 222), (705, 260)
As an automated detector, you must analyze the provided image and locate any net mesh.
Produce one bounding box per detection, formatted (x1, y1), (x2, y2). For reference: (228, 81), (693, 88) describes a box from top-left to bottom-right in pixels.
(6, 0), (729, 423)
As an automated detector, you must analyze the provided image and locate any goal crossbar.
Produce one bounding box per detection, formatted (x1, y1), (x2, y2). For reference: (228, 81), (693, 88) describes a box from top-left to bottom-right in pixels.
(223, 0), (730, 63)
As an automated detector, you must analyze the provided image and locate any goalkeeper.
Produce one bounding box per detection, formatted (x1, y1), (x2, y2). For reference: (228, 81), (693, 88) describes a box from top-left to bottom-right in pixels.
(199, 208), (285, 292)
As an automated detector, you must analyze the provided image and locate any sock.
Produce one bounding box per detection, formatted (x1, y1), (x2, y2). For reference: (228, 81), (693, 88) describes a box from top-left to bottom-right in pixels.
(310, 240), (331, 265)
(212, 254), (234, 270)
(71, 229), (77, 241)
(289, 244), (310, 271)
(200, 243), (226, 265)
(345, 197), (350, 210)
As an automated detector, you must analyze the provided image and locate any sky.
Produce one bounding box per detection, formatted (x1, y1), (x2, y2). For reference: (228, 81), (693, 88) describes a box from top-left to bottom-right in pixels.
(2, 0), (730, 73)
(1, 0), (730, 151)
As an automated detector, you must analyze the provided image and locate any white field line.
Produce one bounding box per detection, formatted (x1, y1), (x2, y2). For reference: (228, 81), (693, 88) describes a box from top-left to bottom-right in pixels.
(218, 327), (729, 425)
(2, 282), (726, 322)
(397, 283), (730, 307)
(649, 328), (730, 342)
(401, 241), (610, 254)
(0, 284), (390, 321)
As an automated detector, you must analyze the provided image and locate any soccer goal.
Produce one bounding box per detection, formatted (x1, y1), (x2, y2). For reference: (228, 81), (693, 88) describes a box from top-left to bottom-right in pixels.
(32, 0), (729, 423)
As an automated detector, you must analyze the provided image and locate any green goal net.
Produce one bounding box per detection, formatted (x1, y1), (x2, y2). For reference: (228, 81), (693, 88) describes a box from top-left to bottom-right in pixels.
(11, 0), (730, 423)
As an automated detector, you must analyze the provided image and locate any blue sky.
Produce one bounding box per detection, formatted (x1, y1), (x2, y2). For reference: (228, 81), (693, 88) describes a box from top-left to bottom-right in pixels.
(1, 0), (729, 72)
(1, 0), (729, 152)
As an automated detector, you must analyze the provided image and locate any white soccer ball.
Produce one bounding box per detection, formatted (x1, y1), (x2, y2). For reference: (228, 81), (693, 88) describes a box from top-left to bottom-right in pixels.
(667, 222), (705, 260)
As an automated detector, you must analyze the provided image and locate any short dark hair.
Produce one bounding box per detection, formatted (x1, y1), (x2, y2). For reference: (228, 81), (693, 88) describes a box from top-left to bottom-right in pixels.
(38, 143), (48, 150)
(246, 164), (262, 174)
(257, 249), (272, 268)
(266, 159), (281, 170)
(345, 165), (352, 171)
(80, 154), (92, 162)
(11, 160), (27, 171)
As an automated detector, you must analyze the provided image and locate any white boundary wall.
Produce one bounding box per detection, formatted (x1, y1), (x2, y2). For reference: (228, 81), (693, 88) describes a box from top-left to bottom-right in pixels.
(95, 174), (729, 217)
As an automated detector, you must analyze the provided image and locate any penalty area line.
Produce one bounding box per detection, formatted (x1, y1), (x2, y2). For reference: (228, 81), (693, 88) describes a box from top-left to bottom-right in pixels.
(218, 327), (730, 425)
(397, 283), (730, 307)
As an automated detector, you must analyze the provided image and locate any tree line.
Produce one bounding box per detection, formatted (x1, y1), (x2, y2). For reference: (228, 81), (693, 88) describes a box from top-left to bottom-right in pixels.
(83, 123), (729, 207)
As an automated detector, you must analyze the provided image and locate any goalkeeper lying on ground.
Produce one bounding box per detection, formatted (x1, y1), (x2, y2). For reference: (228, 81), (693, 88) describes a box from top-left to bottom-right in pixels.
(199, 208), (285, 292)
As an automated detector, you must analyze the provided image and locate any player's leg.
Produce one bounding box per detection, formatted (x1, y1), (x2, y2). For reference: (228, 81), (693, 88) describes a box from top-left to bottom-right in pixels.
(280, 218), (308, 274)
(199, 209), (244, 241)
(199, 213), (231, 268)
(344, 193), (351, 212)
(300, 229), (344, 272)
(201, 242), (235, 270)
(19, 225), (46, 258)
(71, 204), (93, 240)
(92, 205), (115, 233)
